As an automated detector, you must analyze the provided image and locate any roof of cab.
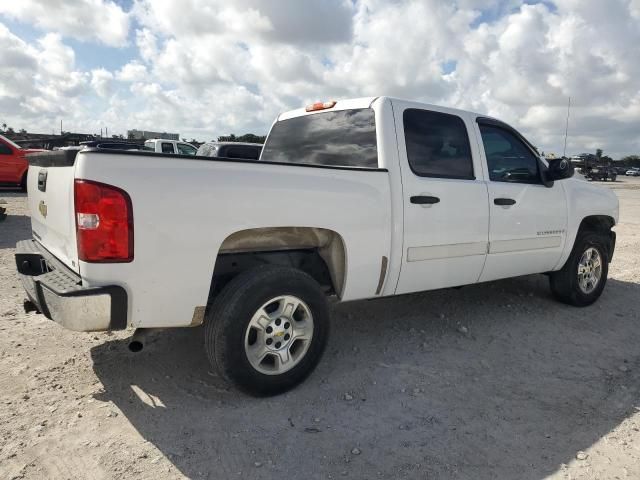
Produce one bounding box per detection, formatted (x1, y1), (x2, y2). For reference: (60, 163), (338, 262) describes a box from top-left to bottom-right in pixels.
(277, 96), (490, 122)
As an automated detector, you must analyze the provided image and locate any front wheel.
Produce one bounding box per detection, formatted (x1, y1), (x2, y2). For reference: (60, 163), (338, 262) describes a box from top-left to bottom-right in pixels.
(205, 265), (330, 396)
(549, 232), (609, 306)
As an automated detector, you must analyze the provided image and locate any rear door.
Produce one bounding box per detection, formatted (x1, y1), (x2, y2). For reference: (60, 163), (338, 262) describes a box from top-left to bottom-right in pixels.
(475, 120), (567, 282)
(27, 151), (79, 273)
(393, 101), (490, 294)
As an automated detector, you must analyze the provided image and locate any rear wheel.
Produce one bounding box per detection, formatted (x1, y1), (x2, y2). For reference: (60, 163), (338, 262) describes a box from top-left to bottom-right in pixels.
(205, 265), (330, 396)
(20, 172), (28, 191)
(549, 232), (609, 306)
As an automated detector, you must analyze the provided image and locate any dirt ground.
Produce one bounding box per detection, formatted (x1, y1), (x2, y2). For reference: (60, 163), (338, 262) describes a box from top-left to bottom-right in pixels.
(1, 177), (640, 480)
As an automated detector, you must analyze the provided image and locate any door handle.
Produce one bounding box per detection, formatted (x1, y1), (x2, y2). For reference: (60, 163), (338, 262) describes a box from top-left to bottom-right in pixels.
(410, 195), (440, 205)
(494, 198), (516, 206)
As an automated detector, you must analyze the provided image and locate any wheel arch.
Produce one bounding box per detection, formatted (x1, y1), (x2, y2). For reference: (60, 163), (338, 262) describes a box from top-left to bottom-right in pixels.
(578, 214), (615, 234)
(209, 226), (347, 302)
(555, 214), (616, 272)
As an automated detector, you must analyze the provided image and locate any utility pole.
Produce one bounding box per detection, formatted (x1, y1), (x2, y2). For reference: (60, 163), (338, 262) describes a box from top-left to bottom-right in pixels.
(562, 96), (571, 158)
(60, 119), (62, 135)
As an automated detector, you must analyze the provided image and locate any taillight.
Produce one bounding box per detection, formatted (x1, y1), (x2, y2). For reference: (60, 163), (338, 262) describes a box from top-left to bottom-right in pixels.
(74, 179), (133, 262)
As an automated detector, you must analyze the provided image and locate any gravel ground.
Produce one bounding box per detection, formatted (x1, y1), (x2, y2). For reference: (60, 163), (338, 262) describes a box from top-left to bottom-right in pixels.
(1, 177), (640, 480)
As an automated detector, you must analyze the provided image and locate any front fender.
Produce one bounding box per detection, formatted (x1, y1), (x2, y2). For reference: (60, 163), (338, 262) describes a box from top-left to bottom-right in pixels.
(553, 179), (618, 270)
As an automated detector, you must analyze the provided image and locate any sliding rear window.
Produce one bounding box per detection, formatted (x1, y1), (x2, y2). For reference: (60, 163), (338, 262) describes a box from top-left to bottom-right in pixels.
(261, 108), (378, 168)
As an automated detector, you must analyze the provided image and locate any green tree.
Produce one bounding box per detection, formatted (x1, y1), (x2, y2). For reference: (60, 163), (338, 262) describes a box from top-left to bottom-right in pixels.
(217, 133), (237, 142)
(620, 155), (640, 168)
(217, 133), (266, 144)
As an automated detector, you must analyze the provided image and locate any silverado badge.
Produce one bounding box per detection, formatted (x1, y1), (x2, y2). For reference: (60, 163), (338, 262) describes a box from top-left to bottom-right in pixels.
(38, 200), (48, 218)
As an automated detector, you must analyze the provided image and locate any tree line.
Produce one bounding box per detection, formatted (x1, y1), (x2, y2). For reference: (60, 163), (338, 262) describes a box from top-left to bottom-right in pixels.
(216, 133), (266, 144)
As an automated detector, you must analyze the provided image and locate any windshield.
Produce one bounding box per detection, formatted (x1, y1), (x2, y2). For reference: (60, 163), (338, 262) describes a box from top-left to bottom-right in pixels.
(261, 108), (378, 168)
(1, 134), (22, 150)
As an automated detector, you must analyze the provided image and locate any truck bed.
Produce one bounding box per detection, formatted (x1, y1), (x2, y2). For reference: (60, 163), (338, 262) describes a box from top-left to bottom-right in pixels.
(27, 148), (392, 328)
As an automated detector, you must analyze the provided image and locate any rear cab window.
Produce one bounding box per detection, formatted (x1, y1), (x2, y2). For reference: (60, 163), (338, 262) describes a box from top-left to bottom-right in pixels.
(261, 108), (378, 168)
(225, 146), (261, 160)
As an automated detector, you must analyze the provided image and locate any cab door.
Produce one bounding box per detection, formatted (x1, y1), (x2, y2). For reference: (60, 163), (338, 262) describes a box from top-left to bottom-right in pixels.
(393, 101), (490, 294)
(475, 119), (567, 282)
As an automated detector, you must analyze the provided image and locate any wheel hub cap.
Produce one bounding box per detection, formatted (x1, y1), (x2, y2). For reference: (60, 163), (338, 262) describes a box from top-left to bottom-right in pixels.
(577, 247), (602, 294)
(244, 295), (314, 375)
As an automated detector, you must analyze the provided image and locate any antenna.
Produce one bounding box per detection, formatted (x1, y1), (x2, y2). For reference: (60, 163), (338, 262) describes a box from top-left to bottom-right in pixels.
(562, 96), (571, 157)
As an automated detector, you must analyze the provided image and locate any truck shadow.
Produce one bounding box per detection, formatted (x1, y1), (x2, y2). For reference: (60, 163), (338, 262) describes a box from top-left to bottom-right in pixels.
(0, 193), (29, 248)
(91, 276), (640, 479)
(0, 210), (30, 249)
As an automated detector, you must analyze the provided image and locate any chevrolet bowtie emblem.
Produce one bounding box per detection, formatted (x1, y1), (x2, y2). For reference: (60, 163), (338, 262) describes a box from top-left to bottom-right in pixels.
(38, 200), (48, 218)
(274, 331), (285, 337)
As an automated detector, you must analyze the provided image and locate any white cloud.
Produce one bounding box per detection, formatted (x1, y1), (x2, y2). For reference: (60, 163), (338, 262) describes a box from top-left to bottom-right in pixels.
(0, 24), (89, 130)
(116, 61), (148, 82)
(0, 0), (130, 47)
(1, 1), (640, 156)
(90, 68), (114, 97)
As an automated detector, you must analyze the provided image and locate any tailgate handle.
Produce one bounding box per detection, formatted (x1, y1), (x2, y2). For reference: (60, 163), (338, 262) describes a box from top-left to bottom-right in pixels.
(37, 170), (47, 192)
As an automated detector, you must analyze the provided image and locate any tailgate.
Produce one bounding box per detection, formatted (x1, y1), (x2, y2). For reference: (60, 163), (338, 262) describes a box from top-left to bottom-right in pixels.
(27, 150), (79, 273)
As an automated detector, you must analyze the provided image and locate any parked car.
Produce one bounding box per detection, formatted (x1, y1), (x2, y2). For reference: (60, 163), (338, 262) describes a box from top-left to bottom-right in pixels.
(197, 141), (262, 160)
(16, 97), (618, 396)
(626, 168), (640, 176)
(584, 166), (617, 182)
(0, 134), (45, 190)
(144, 139), (197, 155)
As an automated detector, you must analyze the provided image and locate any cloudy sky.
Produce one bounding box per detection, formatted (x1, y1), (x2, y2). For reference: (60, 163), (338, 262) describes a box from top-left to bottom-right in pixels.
(0, 0), (638, 157)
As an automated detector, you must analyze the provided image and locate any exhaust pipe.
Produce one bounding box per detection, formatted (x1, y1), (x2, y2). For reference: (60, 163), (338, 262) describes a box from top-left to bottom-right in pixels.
(128, 328), (161, 352)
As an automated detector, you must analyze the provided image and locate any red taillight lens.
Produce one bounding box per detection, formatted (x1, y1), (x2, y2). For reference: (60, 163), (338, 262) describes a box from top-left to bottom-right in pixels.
(74, 179), (133, 262)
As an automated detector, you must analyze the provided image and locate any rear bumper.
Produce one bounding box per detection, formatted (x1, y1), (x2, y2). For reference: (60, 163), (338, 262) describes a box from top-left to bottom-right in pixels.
(15, 239), (127, 331)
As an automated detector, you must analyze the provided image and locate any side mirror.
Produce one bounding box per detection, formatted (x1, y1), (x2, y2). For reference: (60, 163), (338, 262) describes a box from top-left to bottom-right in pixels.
(544, 158), (574, 184)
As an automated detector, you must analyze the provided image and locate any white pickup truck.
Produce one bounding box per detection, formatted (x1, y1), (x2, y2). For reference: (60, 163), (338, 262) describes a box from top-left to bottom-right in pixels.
(143, 138), (197, 155)
(16, 97), (618, 395)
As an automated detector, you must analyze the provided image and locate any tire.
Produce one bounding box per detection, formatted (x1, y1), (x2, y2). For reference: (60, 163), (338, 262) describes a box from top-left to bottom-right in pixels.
(20, 172), (28, 192)
(204, 265), (330, 396)
(549, 232), (609, 306)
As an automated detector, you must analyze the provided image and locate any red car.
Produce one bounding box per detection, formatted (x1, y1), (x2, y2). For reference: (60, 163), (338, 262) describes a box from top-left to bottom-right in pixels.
(0, 135), (45, 190)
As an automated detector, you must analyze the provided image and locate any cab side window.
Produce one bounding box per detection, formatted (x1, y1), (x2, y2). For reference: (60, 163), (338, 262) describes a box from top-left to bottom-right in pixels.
(403, 109), (475, 180)
(479, 124), (541, 184)
(177, 143), (197, 155)
(0, 143), (12, 155)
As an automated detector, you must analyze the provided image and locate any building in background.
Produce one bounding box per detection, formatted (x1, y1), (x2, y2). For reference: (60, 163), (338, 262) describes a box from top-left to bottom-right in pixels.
(127, 129), (179, 140)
